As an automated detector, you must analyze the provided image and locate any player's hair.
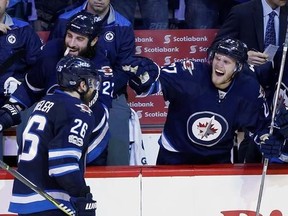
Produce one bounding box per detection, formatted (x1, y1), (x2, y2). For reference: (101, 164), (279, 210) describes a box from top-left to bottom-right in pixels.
(208, 37), (248, 73)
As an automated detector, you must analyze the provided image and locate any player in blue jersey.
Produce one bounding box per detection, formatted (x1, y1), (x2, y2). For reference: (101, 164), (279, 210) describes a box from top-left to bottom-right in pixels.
(123, 37), (274, 165)
(0, 0), (41, 106)
(9, 56), (98, 216)
(0, 11), (112, 165)
(49, 0), (136, 166)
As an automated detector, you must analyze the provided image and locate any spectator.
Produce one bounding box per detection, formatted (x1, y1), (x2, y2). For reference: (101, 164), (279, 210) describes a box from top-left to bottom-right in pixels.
(214, 0), (288, 67)
(0, 11), (111, 166)
(8, 56), (98, 216)
(110, 0), (169, 29)
(212, 0), (288, 163)
(49, 0), (136, 166)
(123, 38), (271, 165)
(184, 0), (220, 29)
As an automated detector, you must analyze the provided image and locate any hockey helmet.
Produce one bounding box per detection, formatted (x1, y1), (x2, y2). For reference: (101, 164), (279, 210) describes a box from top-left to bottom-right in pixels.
(66, 10), (102, 40)
(208, 37), (248, 64)
(56, 55), (100, 90)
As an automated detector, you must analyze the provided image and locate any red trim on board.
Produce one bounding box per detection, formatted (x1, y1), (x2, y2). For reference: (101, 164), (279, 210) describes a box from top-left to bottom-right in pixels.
(0, 215), (16, 216)
(140, 164), (288, 176)
(1, 164), (288, 180)
(85, 166), (141, 178)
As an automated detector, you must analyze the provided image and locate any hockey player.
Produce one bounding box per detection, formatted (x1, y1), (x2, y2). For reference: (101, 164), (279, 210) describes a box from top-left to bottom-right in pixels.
(49, 0), (137, 166)
(0, 11), (112, 165)
(9, 56), (98, 216)
(123, 37), (273, 165)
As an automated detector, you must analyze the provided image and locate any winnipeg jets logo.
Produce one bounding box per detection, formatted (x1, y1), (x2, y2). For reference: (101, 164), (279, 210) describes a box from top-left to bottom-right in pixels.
(76, 104), (92, 116)
(187, 111), (228, 147)
(7, 34), (16, 44)
(104, 31), (114, 42)
(197, 116), (218, 139)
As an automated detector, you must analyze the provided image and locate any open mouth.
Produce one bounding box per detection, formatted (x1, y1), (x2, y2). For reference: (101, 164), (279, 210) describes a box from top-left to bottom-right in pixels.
(215, 69), (224, 76)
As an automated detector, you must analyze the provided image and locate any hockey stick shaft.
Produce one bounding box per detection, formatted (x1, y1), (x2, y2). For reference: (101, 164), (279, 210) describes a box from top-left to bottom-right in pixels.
(0, 160), (75, 216)
(255, 26), (288, 216)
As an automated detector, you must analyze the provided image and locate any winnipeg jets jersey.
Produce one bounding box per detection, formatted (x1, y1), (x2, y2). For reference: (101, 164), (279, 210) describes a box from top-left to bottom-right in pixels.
(9, 90), (95, 214)
(152, 60), (270, 163)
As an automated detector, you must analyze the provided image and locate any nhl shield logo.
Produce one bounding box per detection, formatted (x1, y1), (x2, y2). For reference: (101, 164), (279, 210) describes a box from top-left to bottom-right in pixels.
(187, 111), (228, 147)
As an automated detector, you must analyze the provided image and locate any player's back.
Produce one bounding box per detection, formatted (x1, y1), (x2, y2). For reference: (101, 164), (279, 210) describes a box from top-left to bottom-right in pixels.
(9, 90), (95, 214)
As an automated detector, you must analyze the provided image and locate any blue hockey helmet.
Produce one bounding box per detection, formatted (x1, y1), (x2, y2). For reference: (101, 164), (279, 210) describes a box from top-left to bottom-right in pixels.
(209, 37), (248, 63)
(56, 55), (100, 90)
(66, 10), (102, 40)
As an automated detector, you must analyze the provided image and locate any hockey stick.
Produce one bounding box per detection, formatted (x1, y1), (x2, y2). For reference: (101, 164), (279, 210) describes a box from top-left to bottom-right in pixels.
(255, 27), (288, 216)
(0, 160), (75, 216)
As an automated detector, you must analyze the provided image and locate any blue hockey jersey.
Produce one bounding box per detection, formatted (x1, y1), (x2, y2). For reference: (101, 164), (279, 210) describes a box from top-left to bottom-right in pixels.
(9, 90), (95, 214)
(11, 38), (111, 164)
(147, 60), (270, 163)
(48, 1), (135, 96)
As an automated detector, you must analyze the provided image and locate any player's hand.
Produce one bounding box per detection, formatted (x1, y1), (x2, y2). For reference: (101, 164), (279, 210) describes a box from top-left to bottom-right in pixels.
(70, 193), (97, 216)
(0, 103), (22, 132)
(0, 23), (11, 34)
(260, 134), (283, 159)
(122, 56), (160, 94)
(247, 50), (268, 66)
(275, 104), (288, 139)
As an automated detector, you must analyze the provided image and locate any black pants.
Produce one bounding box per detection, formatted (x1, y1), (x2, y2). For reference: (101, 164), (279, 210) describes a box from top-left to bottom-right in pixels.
(238, 130), (263, 163)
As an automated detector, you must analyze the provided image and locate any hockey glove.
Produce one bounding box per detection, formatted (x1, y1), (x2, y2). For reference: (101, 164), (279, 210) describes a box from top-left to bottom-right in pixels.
(4, 77), (21, 96)
(260, 134), (284, 159)
(122, 56), (160, 94)
(275, 104), (288, 139)
(0, 103), (22, 132)
(70, 193), (97, 216)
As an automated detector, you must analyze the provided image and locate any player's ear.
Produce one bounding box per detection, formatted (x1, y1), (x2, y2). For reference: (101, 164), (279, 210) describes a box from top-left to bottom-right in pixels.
(90, 37), (98, 47)
(78, 80), (87, 92)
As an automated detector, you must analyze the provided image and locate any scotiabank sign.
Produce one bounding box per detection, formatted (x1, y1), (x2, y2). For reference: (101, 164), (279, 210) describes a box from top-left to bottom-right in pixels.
(134, 29), (218, 65)
(128, 29), (218, 128)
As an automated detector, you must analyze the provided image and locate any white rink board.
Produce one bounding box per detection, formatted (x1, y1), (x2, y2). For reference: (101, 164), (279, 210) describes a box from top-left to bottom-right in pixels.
(142, 175), (288, 216)
(1, 173), (288, 216)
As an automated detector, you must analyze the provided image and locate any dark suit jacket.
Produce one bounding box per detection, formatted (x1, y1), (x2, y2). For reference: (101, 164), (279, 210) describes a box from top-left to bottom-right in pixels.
(213, 0), (288, 97)
(213, 0), (288, 52)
